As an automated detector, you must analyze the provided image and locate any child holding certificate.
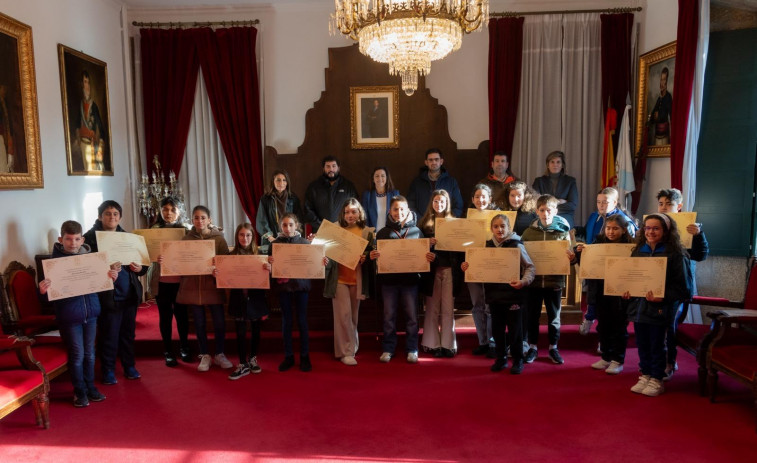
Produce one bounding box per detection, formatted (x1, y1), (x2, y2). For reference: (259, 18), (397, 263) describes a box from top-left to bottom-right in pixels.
(657, 188), (709, 381)
(323, 199), (374, 366)
(419, 189), (463, 358)
(461, 215), (535, 374)
(573, 215), (635, 375)
(174, 205), (232, 373)
(624, 213), (692, 397)
(521, 195), (573, 365)
(369, 195), (434, 363)
(465, 184), (498, 357)
(225, 223), (269, 379)
(503, 181), (538, 236)
(39, 220), (118, 407)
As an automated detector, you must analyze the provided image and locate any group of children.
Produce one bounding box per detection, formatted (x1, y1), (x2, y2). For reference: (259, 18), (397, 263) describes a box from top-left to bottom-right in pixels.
(43, 181), (704, 407)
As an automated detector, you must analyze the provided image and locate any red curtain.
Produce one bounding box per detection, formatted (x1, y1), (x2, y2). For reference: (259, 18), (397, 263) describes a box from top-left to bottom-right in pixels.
(194, 27), (265, 221)
(140, 29), (200, 176)
(488, 17), (524, 162)
(670, 0), (699, 190)
(600, 13), (634, 152)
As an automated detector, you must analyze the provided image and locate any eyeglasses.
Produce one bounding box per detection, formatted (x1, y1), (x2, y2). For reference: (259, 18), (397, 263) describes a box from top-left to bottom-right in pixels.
(644, 226), (662, 232)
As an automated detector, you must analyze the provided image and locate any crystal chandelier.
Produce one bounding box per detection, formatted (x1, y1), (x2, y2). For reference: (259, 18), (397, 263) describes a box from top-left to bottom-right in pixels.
(137, 155), (187, 226)
(331, 0), (488, 96)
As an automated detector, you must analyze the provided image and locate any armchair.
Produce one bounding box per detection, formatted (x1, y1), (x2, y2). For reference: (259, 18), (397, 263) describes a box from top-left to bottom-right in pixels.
(3, 261), (57, 336)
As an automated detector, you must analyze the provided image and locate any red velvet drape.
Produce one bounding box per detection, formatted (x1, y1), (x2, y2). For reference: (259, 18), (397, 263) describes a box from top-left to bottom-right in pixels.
(488, 17), (524, 163)
(600, 13), (634, 152)
(670, 0), (699, 190)
(140, 29), (200, 176)
(194, 27), (265, 221)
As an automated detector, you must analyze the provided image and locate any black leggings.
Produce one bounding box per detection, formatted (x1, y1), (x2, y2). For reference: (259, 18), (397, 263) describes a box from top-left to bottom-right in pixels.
(156, 282), (189, 353)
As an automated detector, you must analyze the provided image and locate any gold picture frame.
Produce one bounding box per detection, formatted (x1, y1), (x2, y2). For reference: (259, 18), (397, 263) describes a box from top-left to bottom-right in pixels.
(0, 12), (43, 189)
(58, 44), (113, 176)
(635, 41), (676, 158)
(350, 86), (399, 149)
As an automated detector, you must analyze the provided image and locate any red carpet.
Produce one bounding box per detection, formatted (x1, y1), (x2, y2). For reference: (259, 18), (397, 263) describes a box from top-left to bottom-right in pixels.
(1, 303), (755, 462)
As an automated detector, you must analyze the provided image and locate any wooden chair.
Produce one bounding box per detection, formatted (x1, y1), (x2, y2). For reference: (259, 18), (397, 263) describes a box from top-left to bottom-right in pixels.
(3, 261), (57, 336)
(704, 309), (757, 433)
(0, 326), (50, 428)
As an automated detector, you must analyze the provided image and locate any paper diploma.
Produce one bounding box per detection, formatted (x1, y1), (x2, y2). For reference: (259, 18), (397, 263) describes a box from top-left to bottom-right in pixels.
(311, 219), (369, 270)
(95, 231), (150, 266)
(42, 252), (113, 301)
(523, 240), (571, 275)
(160, 240), (215, 276)
(377, 238), (430, 274)
(466, 209), (517, 235)
(464, 247), (521, 283)
(434, 218), (487, 251)
(133, 228), (186, 262)
(603, 256), (667, 298)
(214, 255), (270, 289)
(578, 244), (635, 280)
(271, 243), (325, 279)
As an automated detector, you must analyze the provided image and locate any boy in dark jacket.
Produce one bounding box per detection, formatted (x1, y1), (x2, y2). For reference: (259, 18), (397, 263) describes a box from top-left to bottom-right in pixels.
(40, 220), (117, 407)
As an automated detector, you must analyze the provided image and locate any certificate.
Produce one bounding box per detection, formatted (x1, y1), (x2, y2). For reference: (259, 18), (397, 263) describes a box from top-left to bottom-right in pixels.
(160, 240), (215, 276)
(604, 257), (667, 298)
(42, 252), (113, 301)
(523, 240), (571, 275)
(466, 209), (516, 234)
(464, 247), (521, 283)
(644, 212), (696, 248)
(434, 218), (487, 251)
(578, 244), (635, 280)
(95, 231), (150, 266)
(133, 228), (186, 262)
(377, 238), (430, 274)
(311, 219), (369, 270)
(215, 255), (270, 289)
(271, 243), (325, 279)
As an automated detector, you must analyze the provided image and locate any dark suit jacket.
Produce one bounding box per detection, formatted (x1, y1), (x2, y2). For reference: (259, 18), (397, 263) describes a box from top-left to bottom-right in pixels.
(361, 189), (400, 229)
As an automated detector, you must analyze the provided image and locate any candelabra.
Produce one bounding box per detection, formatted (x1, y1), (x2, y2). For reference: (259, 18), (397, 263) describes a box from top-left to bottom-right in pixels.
(137, 156), (186, 226)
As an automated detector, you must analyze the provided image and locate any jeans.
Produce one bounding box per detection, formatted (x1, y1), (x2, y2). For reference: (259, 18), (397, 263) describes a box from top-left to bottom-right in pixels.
(190, 304), (226, 355)
(156, 282), (189, 353)
(635, 322), (667, 380)
(59, 319), (97, 397)
(99, 298), (138, 372)
(235, 319), (261, 364)
(381, 284), (419, 354)
(467, 282), (493, 347)
(526, 287), (562, 347)
(279, 291), (309, 358)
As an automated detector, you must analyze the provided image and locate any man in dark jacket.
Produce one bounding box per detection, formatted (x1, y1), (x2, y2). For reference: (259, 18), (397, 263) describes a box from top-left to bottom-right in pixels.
(304, 156), (358, 232)
(407, 148), (464, 217)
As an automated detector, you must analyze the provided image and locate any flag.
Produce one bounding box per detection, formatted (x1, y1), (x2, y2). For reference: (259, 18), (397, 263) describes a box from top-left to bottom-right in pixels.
(601, 107), (617, 188)
(616, 103), (636, 209)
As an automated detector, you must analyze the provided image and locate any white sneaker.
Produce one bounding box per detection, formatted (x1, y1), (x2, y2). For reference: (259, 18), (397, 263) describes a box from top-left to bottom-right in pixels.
(630, 375), (651, 393)
(641, 378), (665, 397)
(579, 318), (594, 335)
(197, 354), (212, 372)
(341, 356), (358, 366)
(379, 352), (392, 363)
(605, 361), (624, 375)
(406, 352), (418, 363)
(591, 359), (611, 370)
(214, 353), (233, 369)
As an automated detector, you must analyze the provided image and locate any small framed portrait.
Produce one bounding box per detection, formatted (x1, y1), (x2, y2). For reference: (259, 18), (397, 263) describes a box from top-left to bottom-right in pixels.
(635, 41), (676, 158)
(0, 12), (43, 189)
(350, 85), (399, 149)
(58, 44), (113, 176)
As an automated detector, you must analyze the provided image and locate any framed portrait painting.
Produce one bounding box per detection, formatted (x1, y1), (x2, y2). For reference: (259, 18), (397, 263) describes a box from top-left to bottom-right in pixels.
(0, 12), (43, 189)
(350, 86), (399, 149)
(635, 41), (676, 158)
(58, 44), (113, 176)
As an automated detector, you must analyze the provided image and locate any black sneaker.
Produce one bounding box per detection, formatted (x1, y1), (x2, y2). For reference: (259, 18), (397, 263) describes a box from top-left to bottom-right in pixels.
(486, 347), (497, 359)
(432, 349), (443, 358)
(441, 348), (456, 358)
(524, 348), (538, 364)
(87, 388), (106, 402)
(472, 344), (489, 356)
(548, 348), (564, 364)
(124, 366), (142, 380)
(510, 359), (524, 375)
(179, 347), (192, 363)
(490, 358), (507, 372)
(228, 363), (251, 380)
(164, 352), (178, 367)
(73, 394), (90, 408)
(278, 356), (295, 372)
(300, 355), (312, 372)
(249, 356), (262, 374)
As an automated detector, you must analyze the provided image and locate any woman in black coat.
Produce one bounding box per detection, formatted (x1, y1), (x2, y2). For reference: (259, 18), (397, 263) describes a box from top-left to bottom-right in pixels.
(255, 169), (303, 254)
(532, 151), (579, 228)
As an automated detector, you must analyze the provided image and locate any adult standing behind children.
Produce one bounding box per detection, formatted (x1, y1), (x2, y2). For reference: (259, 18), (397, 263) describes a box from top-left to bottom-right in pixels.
(256, 169), (303, 254)
(532, 151), (579, 228)
(479, 151), (518, 210)
(40, 220), (118, 407)
(407, 148), (464, 217)
(304, 156), (358, 232)
(84, 200), (148, 385)
(361, 166), (400, 231)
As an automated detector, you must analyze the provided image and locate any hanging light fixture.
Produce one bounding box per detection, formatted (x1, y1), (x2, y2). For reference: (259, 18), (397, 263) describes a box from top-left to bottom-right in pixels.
(331, 0), (488, 96)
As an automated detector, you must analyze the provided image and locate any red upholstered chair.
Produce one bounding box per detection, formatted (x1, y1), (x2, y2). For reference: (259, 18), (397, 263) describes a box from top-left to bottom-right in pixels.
(4, 262), (57, 336)
(704, 309), (757, 433)
(677, 258), (757, 395)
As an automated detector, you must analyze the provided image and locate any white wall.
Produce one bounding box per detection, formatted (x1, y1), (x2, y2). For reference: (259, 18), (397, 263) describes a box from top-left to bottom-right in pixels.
(0, 0), (134, 271)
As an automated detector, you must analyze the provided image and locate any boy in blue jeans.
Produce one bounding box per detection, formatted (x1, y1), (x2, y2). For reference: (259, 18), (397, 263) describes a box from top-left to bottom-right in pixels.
(40, 220), (118, 407)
